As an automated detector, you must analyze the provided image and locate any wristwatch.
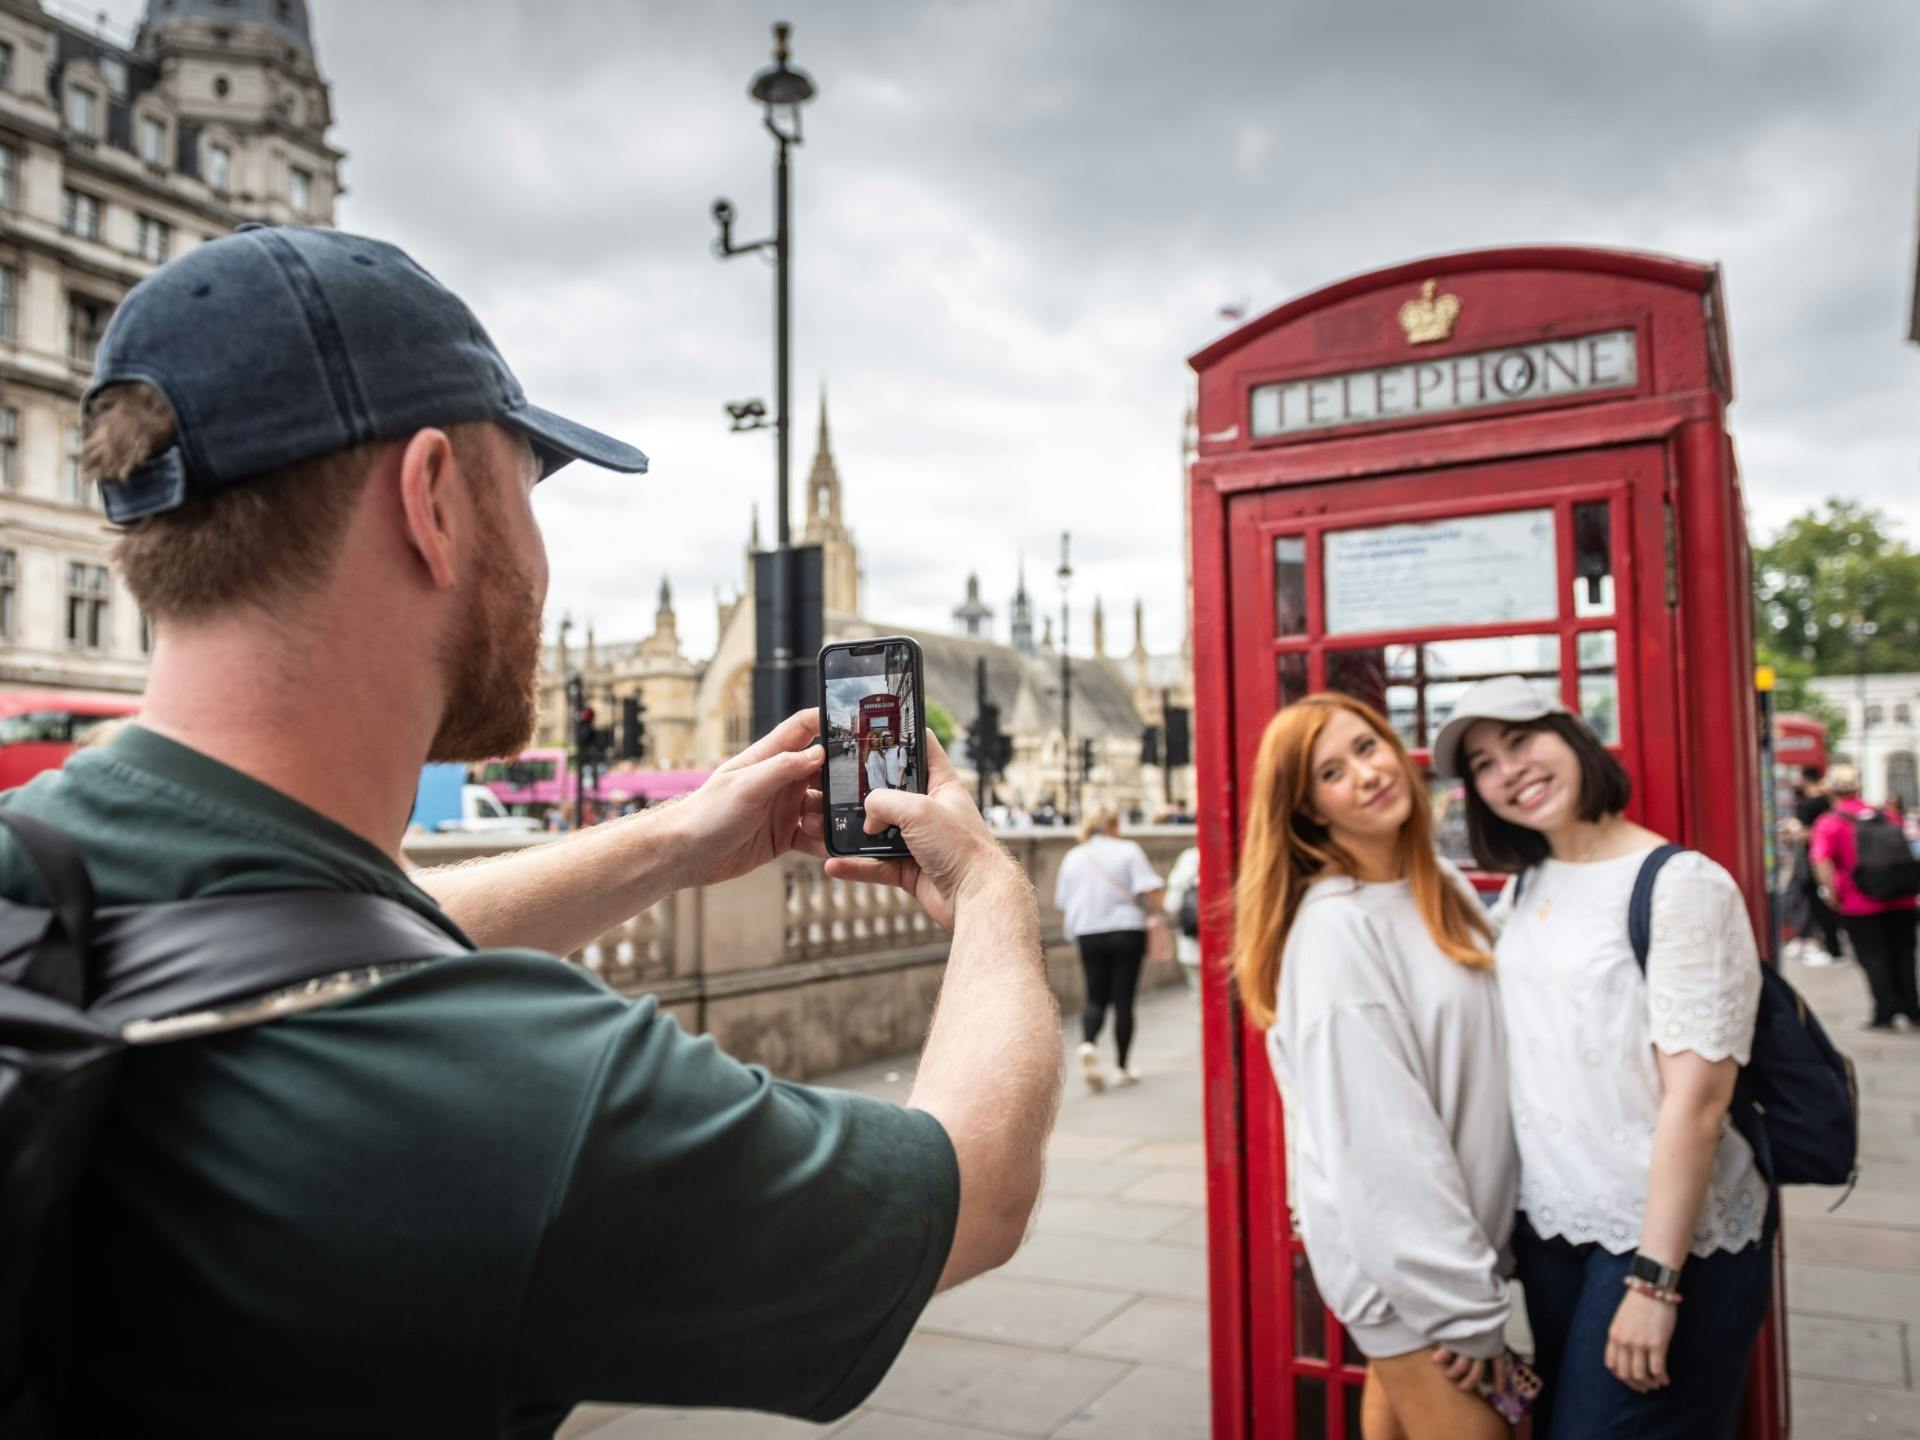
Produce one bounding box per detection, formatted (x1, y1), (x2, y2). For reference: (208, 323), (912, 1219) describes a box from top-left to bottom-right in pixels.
(1629, 1253), (1682, 1291)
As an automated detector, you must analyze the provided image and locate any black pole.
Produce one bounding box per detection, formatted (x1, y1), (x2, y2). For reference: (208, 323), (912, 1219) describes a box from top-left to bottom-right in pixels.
(771, 129), (793, 720)
(975, 657), (989, 811)
(1161, 686), (1174, 806)
(1059, 532), (1073, 822)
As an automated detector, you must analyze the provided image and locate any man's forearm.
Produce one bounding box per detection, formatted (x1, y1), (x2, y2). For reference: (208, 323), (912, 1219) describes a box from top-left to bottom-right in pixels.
(910, 861), (1062, 1273)
(412, 805), (692, 955)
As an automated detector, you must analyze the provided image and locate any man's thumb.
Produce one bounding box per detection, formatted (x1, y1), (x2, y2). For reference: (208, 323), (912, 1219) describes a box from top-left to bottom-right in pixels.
(862, 787), (921, 830)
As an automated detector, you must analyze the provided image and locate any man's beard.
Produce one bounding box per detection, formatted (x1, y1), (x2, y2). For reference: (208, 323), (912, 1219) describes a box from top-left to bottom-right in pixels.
(427, 504), (543, 764)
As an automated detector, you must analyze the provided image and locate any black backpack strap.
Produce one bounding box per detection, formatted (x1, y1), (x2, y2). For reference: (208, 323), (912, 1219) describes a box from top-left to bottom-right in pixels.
(1628, 844), (1689, 972)
(0, 810), (97, 1001)
(88, 891), (473, 1036)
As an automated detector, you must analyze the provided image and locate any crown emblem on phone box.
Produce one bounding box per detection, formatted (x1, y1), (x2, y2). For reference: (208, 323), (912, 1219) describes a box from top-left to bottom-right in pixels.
(1398, 280), (1462, 345)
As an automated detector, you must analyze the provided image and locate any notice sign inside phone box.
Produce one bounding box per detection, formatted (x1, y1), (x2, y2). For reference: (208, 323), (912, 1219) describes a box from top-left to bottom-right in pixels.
(1250, 329), (1638, 438)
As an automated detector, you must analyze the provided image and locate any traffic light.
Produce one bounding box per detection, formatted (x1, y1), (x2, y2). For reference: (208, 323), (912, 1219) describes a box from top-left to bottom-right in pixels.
(574, 703), (597, 756)
(1080, 736), (1096, 781)
(1141, 724), (1161, 766)
(620, 695), (647, 761)
(1165, 706), (1192, 769)
(967, 701), (1002, 775)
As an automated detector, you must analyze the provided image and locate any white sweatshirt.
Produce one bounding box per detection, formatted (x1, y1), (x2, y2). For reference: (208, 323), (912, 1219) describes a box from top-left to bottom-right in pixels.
(1265, 869), (1516, 1359)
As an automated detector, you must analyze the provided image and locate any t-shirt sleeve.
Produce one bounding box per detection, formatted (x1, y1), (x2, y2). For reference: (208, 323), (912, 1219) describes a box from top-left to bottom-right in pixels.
(1644, 855), (1762, 1065)
(511, 1000), (959, 1421)
(1127, 842), (1163, 896)
(1808, 812), (1850, 868)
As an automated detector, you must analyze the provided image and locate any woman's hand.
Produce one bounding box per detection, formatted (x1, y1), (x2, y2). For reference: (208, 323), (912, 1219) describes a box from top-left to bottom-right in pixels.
(1430, 1345), (1507, 1396)
(1605, 1289), (1678, 1392)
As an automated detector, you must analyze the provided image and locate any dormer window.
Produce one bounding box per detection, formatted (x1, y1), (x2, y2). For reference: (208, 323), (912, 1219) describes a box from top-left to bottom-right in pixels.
(65, 84), (98, 137)
(139, 115), (167, 168)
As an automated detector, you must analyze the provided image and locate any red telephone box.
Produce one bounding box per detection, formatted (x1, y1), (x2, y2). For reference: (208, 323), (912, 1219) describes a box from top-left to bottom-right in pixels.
(857, 693), (901, 801)
(1188, 247), (1786, 1439)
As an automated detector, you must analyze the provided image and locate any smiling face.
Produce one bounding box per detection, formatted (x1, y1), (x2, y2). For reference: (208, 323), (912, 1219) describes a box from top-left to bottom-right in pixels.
(1303, 707), (1414, 848)
(1460, 717), (1585, 833)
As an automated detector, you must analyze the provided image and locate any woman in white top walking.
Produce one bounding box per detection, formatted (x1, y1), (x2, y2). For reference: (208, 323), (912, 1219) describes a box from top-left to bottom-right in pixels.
(1234, 693), (1518, 1440)
(1435, 675), (1770, 1440)
(1054, 808), (1164, 1090)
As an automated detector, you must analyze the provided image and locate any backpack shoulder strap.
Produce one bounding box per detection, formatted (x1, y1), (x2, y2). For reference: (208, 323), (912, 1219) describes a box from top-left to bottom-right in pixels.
(1628, 844), (1689, 973)
(88, 891), (474, 1037)
(0, 809), (97, 998)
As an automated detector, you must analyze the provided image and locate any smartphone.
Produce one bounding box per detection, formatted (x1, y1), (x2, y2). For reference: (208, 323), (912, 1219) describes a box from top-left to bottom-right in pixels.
(818, 636), (927, 859)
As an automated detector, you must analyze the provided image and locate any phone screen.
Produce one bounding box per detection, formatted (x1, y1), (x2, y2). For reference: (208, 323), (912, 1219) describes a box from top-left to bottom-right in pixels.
(820, 638), (925, 857)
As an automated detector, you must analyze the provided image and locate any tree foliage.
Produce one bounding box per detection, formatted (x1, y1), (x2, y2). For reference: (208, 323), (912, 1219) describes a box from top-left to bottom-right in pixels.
(925, 700), (957, 749)
(1753, 500), (1920, 678)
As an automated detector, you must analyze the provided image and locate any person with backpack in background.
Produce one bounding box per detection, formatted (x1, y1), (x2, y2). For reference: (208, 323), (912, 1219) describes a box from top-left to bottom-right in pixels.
(0, 227), (1063, 1437)
(1054, 807), (1166, 1090)
(1809, 762), (1920, 1031)
(1437, 676), (1771, 1440)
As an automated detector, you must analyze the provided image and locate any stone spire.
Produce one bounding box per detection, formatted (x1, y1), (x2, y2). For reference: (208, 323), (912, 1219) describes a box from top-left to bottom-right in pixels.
(1041, 614), (1055, 653)
(1010, 555), (1036, 657)
(658, 576), (674, 616)
(646, 575), (680, 655)
(801, 384), (861, 614)
(953, 572), (994, 637)
(1092, 596), (1106, 659)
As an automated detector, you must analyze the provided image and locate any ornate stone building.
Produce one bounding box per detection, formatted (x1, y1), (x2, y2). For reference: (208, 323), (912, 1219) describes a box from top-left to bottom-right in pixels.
(553, 399), (1196, 816)
(0, 0), (341, 696)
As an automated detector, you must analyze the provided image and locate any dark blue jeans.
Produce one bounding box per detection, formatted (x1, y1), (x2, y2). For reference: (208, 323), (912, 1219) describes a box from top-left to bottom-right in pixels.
(1514, 1214), (1773, 1439)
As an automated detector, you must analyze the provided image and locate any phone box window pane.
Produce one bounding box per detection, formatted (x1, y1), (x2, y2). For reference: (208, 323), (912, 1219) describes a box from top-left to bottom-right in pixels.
(1326, 648), (1387, 716)
(1384, 684), (1419, 749)
(1294, 1376), (1329, 1440)
(1578, 630), (1617, 668)
(1580, 672), (1620, 743)
(1278, 652), (1309, 710)
(1291, 1249), (1326, 1359)
(1275, 536), (1308, 637)
(1429, 775), (1474, 866)
(1382, 636), (1560, 747)
(1573, 501), (1616, 617)
(1325, 509), (1556, 637)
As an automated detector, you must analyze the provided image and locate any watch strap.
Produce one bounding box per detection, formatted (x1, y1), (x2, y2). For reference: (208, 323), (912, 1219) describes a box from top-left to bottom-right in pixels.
(1629, 1252), (1682, 1290)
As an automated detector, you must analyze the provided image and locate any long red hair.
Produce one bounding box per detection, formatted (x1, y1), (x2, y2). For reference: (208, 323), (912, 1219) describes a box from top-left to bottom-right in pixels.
(1231, 692), (1492, 1028)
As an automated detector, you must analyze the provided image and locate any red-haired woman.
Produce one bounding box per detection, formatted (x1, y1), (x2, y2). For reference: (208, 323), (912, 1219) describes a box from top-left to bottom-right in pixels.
(1233, 694), (1517, 1440)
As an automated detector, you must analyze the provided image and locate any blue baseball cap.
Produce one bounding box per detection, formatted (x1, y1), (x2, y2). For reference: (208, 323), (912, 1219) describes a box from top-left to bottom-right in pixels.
(84, 224), (648, 523)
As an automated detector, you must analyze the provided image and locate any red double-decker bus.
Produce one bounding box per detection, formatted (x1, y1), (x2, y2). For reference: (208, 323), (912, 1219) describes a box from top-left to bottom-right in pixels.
(0, 690), (142, 790)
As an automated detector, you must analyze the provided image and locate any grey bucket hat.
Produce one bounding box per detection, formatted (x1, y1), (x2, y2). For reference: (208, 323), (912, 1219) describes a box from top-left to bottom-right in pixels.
(1430, 674), (1573, 779)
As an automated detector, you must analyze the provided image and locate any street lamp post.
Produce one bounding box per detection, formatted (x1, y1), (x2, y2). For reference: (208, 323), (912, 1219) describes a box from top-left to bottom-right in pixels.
(713, 22), (816, 725)
(1058, 532), (1073, 822)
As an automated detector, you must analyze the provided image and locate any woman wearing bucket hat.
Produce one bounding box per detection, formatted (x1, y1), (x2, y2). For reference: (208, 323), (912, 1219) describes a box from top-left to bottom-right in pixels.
(1233, 693), (1520, 1439)
(1433, 676), (1770, 1439)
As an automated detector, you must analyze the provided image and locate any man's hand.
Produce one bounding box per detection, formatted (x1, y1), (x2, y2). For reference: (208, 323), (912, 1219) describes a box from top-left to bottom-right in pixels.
(662, 709), (825, 891)
(812, 730), (1015, 931)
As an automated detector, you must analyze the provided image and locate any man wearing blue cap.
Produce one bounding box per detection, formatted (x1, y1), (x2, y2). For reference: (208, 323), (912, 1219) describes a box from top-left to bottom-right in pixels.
(0, 227), (1060, 1436)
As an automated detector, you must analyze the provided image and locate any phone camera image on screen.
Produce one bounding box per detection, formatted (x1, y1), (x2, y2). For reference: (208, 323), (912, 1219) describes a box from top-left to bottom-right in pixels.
(821, 639), (922, 856)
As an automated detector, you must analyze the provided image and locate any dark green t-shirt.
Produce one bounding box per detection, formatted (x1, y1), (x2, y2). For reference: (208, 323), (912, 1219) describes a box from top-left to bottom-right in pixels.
(0, 727), (959, 1438)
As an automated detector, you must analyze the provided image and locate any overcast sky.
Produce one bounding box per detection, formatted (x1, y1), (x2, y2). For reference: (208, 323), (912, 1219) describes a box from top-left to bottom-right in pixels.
(105, 0), (1920, 662)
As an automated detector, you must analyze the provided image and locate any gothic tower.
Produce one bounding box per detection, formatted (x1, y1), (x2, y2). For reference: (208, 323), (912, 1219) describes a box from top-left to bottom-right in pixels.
(953, 573), (994, 637)
(801, 386), (861, 616)
(1010, 557), (1036, 657)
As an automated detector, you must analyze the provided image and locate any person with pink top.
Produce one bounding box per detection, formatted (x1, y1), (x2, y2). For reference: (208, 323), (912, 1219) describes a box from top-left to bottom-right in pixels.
(1808, 763), (1920, 1030)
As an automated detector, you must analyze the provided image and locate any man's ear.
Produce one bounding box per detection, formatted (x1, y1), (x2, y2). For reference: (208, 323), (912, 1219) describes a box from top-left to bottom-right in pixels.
(397, 428), (461, 591)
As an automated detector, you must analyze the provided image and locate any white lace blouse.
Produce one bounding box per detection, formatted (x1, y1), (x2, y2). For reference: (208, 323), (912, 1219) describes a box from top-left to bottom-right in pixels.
(1492, 848), (1768, 1257)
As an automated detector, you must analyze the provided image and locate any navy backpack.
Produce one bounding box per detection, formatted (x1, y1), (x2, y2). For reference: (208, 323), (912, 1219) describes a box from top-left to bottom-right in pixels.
(1626, 845), (1858, 1197)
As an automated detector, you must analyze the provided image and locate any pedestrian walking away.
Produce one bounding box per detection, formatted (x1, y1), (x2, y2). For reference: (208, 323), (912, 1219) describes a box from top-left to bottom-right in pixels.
(0, 226), (1063, 1438)
(1234, 692), (1520, 1440)
(1054, 806), (1166, 1091)
(1808, 763), (1920, 1030)
(1439, 674), (1772, 1440)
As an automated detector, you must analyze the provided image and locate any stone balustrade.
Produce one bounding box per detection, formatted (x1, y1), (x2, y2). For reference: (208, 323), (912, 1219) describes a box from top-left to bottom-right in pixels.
(402, 824), (1199, 1079)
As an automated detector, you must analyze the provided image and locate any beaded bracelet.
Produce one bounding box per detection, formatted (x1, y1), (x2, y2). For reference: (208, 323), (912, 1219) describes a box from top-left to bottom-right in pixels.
(1623, 1275), (1683, 1305)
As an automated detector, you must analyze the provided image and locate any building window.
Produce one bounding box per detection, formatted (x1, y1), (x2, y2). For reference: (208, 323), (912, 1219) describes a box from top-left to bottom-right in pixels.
(63, 424), (87, 504)
(67, 562), (111, 651)
(0, 141), (15, 208)
(206, 142), (232, 192)
(136, 214), (172, 264)
(1, 408), (16, 489)
(62, 188), (102, 241)
(139, 115), (168, 167)
(0, 266), (15, 341)
(68, 298), (109, 367)
(65, 85), (97, 137)
(212, 74), (230, 97)
(0, 40), (14, 92)
(1899, 704), (1914, 727)
(288, 164), (313, 215)
(0, 550), (14, 642)
(1868, 703), (1885, 726)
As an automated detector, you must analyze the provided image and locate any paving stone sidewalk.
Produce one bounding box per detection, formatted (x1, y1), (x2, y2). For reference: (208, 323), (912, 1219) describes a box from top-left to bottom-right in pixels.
(560, 953), (1920, 1440)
